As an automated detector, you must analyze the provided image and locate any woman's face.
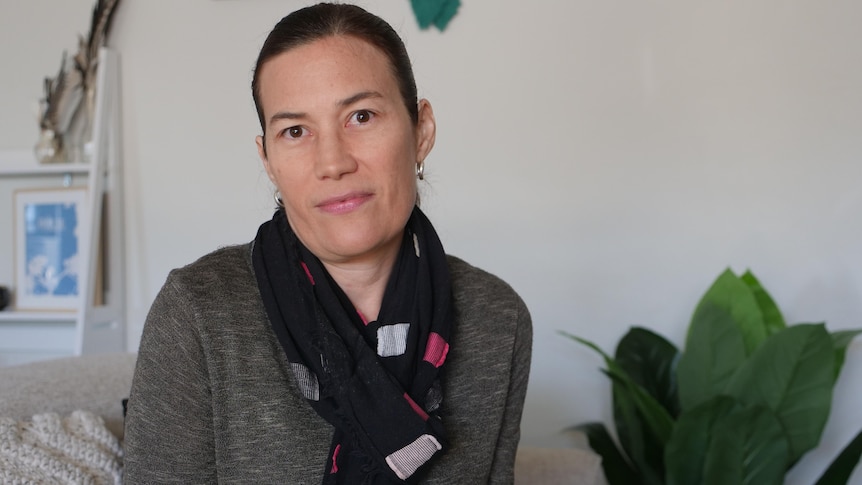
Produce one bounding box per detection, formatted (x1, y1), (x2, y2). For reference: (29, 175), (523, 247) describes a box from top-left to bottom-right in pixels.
(256, 35), (435, 267)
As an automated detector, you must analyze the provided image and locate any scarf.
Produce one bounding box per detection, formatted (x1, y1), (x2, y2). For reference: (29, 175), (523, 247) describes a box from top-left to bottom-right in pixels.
(252, 206), (452, 484)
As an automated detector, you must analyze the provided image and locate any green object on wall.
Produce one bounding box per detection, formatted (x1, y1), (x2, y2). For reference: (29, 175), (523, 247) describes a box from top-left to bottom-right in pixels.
(410, 0), (460, 31)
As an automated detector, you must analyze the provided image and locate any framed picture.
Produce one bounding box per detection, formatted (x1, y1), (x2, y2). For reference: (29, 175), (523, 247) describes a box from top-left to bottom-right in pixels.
(13, 188), (88, 311)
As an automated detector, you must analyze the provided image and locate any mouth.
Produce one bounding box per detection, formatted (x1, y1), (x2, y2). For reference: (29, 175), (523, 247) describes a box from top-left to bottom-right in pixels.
(316, 192), (373, 214)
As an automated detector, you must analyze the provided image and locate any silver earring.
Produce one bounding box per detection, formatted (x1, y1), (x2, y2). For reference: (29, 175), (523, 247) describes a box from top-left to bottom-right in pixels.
(274, 191), (284, 208)
(416, 160), (425, 180)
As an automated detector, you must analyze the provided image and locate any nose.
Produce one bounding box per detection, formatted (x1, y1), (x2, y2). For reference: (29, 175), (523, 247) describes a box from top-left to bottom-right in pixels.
(313, 131), (357, 180)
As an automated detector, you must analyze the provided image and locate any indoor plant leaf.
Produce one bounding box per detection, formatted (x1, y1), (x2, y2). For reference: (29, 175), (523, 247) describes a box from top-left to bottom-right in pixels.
(815, 427), (862, 485)
(615, 326), (681, 418)
(676, 302), (747, 410)
(665, 395), (736, 485)
(559, 332), (649, 470)
(604, 369), (669, 485)
(741, 270), (786, 336)
(694, 268), (768, 354)
(562, 332), (669, 484)
(573, 422), (641, 485)
(665, 396), (789, 485)
(564, 269), (861, 485)
(702, 404), (789, 485)
(725, 323), (834, 462)
(831, 329), (862, 382)
(560, 331), (613, 364)
(612, 327), (680, 481)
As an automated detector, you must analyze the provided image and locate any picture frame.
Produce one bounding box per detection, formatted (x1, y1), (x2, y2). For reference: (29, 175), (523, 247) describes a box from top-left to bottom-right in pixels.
(13, 187), (88, 311)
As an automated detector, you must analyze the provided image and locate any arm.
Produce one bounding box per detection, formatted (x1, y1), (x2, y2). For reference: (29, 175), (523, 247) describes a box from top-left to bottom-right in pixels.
(123, 273), (217, 484)
(488, 295), (533, 484)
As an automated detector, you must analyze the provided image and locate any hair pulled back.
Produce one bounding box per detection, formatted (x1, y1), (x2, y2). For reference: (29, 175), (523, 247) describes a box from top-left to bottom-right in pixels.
(252, 3), (419, 136)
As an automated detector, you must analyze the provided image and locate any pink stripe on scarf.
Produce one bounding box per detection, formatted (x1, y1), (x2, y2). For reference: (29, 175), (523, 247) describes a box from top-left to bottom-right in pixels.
(300, 262), (315, 285)
(404, 392), (429, 421)
(331, 443), (341, 473)
(423, 332), (449, 368)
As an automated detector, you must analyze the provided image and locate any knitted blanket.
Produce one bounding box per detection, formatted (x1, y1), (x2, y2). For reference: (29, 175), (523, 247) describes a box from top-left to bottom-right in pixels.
(0, 410), (123, 484)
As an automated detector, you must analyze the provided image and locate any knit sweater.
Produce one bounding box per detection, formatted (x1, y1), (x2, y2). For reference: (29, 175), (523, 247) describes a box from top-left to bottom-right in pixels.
(124, 243), (532, 484)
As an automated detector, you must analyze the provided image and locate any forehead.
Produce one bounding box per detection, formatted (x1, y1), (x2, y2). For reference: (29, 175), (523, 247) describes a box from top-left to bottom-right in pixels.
(257, 35), (398, 105)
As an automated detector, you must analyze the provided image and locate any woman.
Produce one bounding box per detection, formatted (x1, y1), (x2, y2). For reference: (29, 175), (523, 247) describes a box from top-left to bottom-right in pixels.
(124, 3), (532, 483)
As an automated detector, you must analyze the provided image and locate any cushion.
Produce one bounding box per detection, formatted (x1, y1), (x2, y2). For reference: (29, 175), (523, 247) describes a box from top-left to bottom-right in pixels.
(514, 446), (605, 485)
(0, 353), (136, 439)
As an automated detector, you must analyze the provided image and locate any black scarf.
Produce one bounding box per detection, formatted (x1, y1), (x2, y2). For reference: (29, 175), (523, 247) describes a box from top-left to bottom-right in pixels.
(252, 206), (452, 484)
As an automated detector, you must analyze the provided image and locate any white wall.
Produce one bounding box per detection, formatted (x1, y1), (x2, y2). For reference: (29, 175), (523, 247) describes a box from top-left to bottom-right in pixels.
(2, 1), (861, 483)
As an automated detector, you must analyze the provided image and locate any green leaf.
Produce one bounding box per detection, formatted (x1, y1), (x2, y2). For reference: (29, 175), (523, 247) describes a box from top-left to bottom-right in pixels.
(677, 302), (748, 410)
(616, 327), (681, 418)
(574, 422), (642, 485)
(561, 331), (670, 484)
(606, 368), (652, 482)
(702, 405), (788, 485)
(665, 396), (736, 485)
(604, 369), (669, 485)
(604, 367), (675, 446)
(741, 270), (786, 335)
(694, 268), (768, 354)
(831, 329), (862, 382)
(725, 324), (835, 462)
(665, 396), (788, 485)
(611, 327), (680, 483)
(560, 332), (652, 475)
(815, 427), (862, 485)
(559, 331), (614, 365)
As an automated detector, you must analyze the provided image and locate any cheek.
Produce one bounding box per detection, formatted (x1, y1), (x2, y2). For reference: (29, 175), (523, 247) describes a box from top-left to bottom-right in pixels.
(268, 165), (306, 206)
(391, 136), (419, 179)
(396, 166), (419, 208)
(390, 155), (416, 188)
(266, 151), (302, 184)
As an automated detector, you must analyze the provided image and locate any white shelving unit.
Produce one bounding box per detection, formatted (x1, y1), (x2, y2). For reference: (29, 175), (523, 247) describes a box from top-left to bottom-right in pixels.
(0, 48), (125, 366)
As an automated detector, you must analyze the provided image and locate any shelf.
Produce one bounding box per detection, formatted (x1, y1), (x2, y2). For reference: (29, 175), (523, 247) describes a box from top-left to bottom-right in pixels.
(0, 310), (76, 323)
(0, 149), (92, 177)
(0, 48), (125, 365)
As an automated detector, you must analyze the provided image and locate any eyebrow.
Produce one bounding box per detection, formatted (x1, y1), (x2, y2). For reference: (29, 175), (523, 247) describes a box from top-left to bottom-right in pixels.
(268, 91), (384, 126)
(338, 90), (382, 108)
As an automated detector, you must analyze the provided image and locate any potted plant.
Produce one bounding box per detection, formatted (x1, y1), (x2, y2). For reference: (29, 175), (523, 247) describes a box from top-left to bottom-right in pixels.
(564, 269), (862, 484)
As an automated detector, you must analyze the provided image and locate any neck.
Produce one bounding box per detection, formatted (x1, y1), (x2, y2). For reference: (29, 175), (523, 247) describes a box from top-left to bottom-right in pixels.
(321, 248), (398, 323)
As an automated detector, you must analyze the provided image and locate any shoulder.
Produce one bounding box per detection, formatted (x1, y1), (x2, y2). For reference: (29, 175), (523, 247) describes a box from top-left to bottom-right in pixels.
(164, 243), (257, 300)
(165, 243), (254, 292)
(445, 255), (531, 346)
(150, 243), (258, 321)
(446, 255), (527, 314)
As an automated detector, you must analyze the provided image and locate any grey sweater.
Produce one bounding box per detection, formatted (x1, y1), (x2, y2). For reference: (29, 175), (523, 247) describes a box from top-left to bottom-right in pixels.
(124, 244), (532, 484)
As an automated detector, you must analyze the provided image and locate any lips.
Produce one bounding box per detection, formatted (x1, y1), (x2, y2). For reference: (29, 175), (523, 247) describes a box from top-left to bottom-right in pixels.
(316, 192), (373, 214)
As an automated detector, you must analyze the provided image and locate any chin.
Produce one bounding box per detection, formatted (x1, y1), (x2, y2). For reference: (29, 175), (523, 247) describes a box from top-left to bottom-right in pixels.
(322, 231), (399, 263)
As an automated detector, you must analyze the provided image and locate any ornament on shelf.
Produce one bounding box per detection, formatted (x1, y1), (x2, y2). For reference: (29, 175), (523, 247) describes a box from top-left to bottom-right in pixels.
(34, 0), (121, 164)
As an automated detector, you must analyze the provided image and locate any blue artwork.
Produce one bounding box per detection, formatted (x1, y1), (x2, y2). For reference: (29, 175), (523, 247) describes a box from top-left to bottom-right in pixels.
(22, 201), (80, 298)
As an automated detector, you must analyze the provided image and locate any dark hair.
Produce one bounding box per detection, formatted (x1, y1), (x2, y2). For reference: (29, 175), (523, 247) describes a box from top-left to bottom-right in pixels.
(252, 3), (418, 137)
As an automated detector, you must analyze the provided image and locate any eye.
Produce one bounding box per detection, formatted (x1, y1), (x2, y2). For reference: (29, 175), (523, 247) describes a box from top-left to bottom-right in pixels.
(350, 110), (374, 125)
(283, 126), (305, 139)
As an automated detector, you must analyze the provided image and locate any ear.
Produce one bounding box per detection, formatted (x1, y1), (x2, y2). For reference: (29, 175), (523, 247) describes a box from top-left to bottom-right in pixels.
(415, 99), (436, 163)
(256, 135), (276, 183)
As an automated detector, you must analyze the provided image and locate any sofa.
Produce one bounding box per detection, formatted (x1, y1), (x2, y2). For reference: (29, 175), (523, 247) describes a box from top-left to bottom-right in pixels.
(0, 353), (604, 484)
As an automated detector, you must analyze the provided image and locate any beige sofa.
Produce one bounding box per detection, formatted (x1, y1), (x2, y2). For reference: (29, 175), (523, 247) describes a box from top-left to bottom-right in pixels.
(0, 353), (604, 484)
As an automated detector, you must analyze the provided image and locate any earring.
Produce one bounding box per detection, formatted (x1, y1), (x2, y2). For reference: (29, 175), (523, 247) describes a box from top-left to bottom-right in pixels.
(274, 190), (284, 208)
(416, 160), (425, 180)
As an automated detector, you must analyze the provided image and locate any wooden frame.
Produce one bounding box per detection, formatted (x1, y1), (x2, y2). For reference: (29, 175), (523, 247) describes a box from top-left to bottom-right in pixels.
(13, 187), (88, 311)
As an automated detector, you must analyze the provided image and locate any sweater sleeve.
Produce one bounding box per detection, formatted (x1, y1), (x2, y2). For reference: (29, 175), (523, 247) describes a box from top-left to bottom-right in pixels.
(123, 272), (217, 484)
(488, 294), (533, 484)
